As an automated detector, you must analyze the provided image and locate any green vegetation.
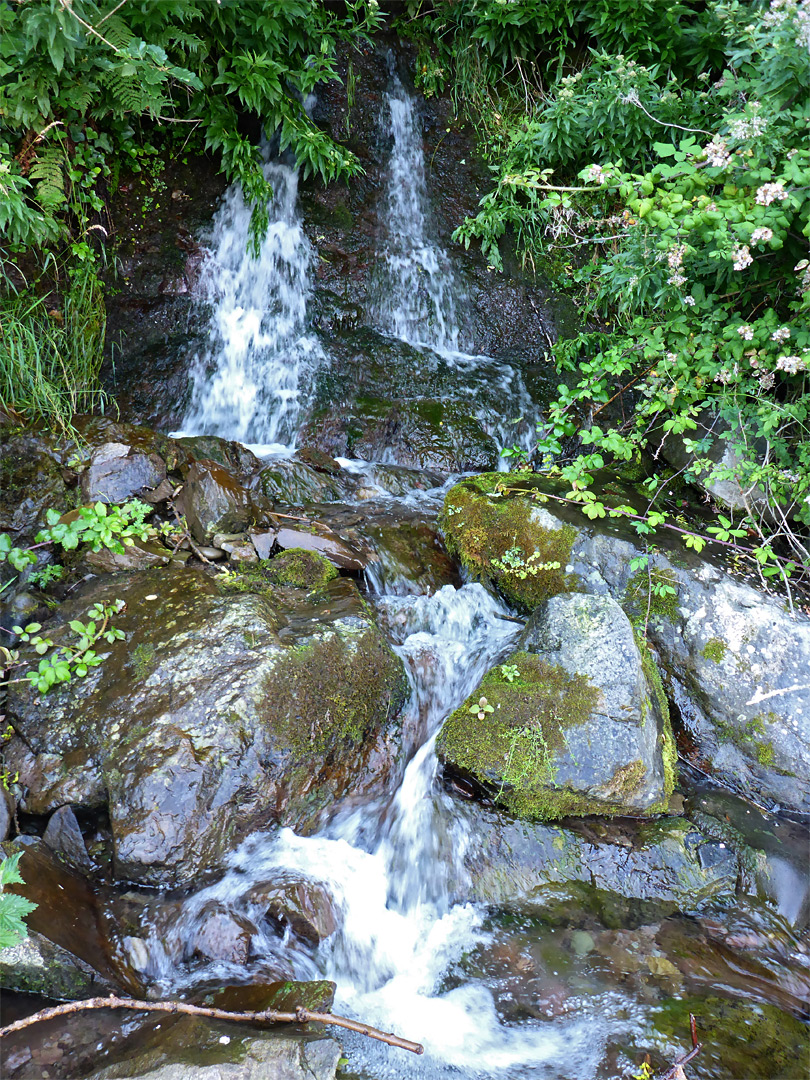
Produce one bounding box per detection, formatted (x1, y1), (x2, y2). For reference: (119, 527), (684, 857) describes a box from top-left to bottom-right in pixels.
(0, 851), (37, 950)
(402, 0), (810, 589)
(701, 637), (729, 663)
(1, 0), (382, 429)
(265, 548), (338, 592)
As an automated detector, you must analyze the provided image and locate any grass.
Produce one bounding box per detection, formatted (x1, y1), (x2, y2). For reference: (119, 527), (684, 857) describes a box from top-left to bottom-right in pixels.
(0, 262), (108, 433)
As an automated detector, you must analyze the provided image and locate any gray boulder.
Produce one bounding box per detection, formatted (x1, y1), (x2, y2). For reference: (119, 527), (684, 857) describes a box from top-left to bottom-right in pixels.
(80, 442), (167, 504)
(7, 568), (409, 886)
(0, 931), (114, 1000)
(437, 593), (675, 820)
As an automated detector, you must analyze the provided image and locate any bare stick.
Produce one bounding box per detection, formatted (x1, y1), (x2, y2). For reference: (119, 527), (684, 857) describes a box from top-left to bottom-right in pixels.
(0, 995), (424, 1055)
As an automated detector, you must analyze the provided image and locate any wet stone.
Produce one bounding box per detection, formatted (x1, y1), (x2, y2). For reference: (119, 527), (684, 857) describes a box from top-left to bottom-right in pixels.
(180, 460), (258, 544)
(42, 805), (93, 873)
(81, 448), (167, 504)
(188, 902), (256, 964)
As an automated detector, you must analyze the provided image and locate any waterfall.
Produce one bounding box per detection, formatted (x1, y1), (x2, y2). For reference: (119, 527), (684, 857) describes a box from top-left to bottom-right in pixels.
(372, 76), (465, 352)
(178, 161), (323, 452)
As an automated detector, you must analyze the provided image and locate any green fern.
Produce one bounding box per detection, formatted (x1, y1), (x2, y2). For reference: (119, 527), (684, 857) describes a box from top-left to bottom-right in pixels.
(30, 146), (66, 212)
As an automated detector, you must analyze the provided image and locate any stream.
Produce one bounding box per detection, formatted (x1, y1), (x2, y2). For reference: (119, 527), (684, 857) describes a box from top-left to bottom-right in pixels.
(3, 73), (809, 1080)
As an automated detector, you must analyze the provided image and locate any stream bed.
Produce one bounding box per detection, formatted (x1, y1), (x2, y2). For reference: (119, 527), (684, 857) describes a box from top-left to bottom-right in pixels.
(1, 62), (809, 1080)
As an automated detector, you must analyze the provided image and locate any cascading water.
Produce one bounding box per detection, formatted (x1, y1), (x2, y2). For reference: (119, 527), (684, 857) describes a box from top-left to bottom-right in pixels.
(178, 161), (323, 451)
(373, 75), (464, 352)
(132, 581), (622, 1077)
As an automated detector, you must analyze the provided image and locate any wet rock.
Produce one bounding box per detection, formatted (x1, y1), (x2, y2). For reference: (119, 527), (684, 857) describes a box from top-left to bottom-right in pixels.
(3, 740), (106, 815)
(188, 901), (256, 964)
(80, 444), (167, 504)
(84, 1018), (342, 1080)
(0, 786), (13, 840)
(254, 457), (359, 504)
(439, 594), (674, 820)
(248, 875), (339, 944)
(1, 838), (144, 994)
(6, 569), (409, 886)
(275, 526), (368, 571)
(458, 807), (739, 910)
(439, 472), (810, 812)
(265, 549), (338, 592)
(180, 460), (260, 543)
(42, 805), (93, 873)
(176, 435), (261, 481)
(0, 931), (113, 1000)
(0, 431), (68, 536)
(219, 538), (258, 563)
(200, 979), (336, 1014)
(86, 539), (172, 573)
(359, 512), (459, 595)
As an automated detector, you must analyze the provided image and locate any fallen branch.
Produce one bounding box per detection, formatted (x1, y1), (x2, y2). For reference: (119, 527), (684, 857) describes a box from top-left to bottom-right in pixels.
(0, 995), (424, 1055)
(658, 1013), (701, 1080)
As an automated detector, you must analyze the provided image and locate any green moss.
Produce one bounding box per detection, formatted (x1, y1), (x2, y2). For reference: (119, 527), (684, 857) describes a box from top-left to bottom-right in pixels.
(130, 642), (156, 681)
(633, 629), (676, 812)
(439, 474), (578, 612)
(265, 626), (408, 758)
(625, 567), (680, 623)
(437, 651), (601, 820)
(701, 637), (728, 663)
(755, 740), (775, 767)
(216, 561), (275, 596)
(265, 548), (338, 591)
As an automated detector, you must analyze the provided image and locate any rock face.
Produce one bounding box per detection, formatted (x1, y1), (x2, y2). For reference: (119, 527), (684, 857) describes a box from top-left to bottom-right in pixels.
(80, 442), (167, 504)
(7, 568), (409, 886)
(439, 472), (810, 812)
(437, 594), (674, 820)
(456, 804), (739, 911)
(0, 931), (113, 1000)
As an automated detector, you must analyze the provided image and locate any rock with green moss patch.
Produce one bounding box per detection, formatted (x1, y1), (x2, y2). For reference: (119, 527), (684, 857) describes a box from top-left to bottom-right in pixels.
(438, 594), (673, 820)
(438, 474), (578, 612)
(265, 549), (338, 591)
(6, 568), (409, 887)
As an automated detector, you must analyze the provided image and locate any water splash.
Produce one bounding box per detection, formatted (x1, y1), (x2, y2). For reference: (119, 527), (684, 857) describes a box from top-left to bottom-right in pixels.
(179, 162), (323, 448)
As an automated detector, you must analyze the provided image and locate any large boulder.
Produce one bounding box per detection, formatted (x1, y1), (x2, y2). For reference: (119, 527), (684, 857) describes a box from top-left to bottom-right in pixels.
(437, 594), (674, 820)
(6, 568), (409, 886)
(438, 472), (810, 812)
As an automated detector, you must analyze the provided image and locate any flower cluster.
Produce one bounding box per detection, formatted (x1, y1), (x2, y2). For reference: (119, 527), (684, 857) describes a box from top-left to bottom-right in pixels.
(772, 327), (791, 342)
(728, 107), (767, 140)
(756, 181), (788, 205)
(751, 226), (774, 244)
(667, 244), (686, 268)
(586, 164), (609, 184)
(737, 324), (754, 340)
(776, 355), (808, 374)
(704, 137), (731, 168)
(731, 244), (753, 270)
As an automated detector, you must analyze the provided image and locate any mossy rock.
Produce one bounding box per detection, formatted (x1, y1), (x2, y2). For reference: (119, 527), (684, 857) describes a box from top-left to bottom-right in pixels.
(265, 548), (338, 592)
(438, 473), (579, 612)
(439, 594), (674, 821)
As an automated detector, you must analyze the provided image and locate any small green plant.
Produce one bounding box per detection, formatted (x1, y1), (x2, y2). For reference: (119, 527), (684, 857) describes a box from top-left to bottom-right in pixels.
(491, 546), (561, 579)
(468, 695), (495, 721)
(500, 663), (521, 683)
(2, 599), (125, 694)
(0, 852), (37, 951)
(27, 563), (64, 589)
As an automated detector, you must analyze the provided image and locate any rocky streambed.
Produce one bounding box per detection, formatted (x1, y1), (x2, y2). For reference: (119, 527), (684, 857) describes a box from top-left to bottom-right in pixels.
(1, 40), (809, 1080)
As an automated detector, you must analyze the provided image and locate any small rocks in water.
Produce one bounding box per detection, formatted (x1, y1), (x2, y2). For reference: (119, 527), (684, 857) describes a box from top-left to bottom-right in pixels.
(86, 540), (171, 573)
(221, 539), (258, 563)
(249, 529), (277, 560)
(43, 805), (93, 873)
(188, 901), (256, 964)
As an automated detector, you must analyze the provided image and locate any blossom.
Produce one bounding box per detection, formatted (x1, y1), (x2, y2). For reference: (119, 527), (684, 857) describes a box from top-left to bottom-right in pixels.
(683, 296), (696, 306)
(586, 164), (609, 184)
(714, 368), (734, 384)
(668, 272), (687, 287)
(667, 244), (686, 268)
(731, 244), (753, 270)
(756, 182), (788, 205)
(760, 372), (776, 389)
(751, 226), (774, 244)
(772, 326), (791, 342)
(776, 354), (807, 373)
(704, 137), (731, 168)
(737, 324), (754, 340)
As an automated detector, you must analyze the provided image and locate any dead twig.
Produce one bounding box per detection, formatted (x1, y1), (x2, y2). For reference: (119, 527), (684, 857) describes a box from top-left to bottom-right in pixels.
(658, 1013), (701, 1080)
(0, 994), (424, 1055)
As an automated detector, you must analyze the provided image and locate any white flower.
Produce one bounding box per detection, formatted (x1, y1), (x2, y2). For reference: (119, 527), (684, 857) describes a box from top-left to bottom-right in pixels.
(704, 137), (731, 168)
(776, 354), (807, 373)
(772, 326), (791, 342)
(751, 226), (774, 243)
(586, 164), (609, 184)
(737, 324), (754, 340)
(668, 272), (687, 287)
(732, 244), (753, 270)
(667, 244), (687, 268)
(756, 181), (788, 205)
(683, 295), (696, 306)
(760, 372), (776, 389)
(714, 368), (734, 384)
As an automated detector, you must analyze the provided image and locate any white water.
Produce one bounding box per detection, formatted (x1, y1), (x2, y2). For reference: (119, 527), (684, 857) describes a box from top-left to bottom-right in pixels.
(178, 161), (323, 447)
(132, 583), (620, 1076)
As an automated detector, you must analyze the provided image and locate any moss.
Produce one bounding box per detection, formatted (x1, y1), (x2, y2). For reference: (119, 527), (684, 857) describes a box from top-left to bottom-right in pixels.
(625, 567), (680, 623)
(265, 625), (408, 758)
(755, 740), (775, 767)
(634, 630), (675, 813)
(130, 642), (156, 681)
(439, 474), (578, 612)
(265, 548), (338, 591)
(437, 651), (602, 820)
(701, 637), (728, 663)
(216, 561), (276, 596)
